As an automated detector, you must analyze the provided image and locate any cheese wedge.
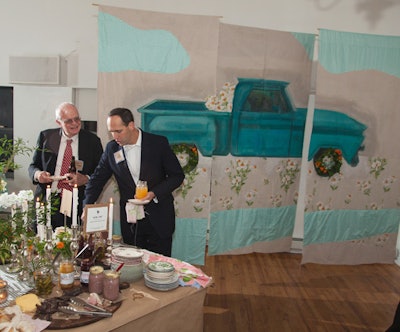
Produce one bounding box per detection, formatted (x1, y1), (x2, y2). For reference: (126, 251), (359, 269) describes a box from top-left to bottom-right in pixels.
(15, 293), (41, 313)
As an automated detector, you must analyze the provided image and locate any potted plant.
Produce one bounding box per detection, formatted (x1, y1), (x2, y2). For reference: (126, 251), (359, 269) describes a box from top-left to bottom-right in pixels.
(0, 135), (35, 193)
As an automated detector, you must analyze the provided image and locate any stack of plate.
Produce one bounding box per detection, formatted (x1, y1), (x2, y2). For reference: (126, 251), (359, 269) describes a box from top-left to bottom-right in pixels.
(110, 247), (144, 283)
(144, 261), (179, 291)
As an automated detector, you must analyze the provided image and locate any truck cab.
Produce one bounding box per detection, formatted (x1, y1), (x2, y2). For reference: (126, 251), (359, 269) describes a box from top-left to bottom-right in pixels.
(138, 78), (367, 166)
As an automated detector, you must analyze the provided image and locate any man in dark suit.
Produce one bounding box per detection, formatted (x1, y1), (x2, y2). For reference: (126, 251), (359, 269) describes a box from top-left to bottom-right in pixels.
(28, 102), (103, 228)
(83, 108), (184, 257)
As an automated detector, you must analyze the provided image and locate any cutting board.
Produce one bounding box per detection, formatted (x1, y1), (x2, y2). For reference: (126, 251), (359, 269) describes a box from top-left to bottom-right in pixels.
(46, 300), (122, 330)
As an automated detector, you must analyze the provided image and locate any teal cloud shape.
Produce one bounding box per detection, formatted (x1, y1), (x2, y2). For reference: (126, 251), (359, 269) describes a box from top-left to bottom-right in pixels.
(99, 12), (190, 73)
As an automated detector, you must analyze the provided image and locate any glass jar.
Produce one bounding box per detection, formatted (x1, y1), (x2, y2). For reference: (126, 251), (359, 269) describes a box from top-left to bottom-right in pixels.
(89, 266), (104, 294)
(80, 258), (93, 286)
(0, 279), (8, 304)
(112, 235), (122, 247)
(59, 257), (75, 290)
(103, 271), (120, 301)
(34, 267), (53, 296)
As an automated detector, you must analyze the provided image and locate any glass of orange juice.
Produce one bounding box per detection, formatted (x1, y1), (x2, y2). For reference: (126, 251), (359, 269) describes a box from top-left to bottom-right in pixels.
(136, 180), (148, 199)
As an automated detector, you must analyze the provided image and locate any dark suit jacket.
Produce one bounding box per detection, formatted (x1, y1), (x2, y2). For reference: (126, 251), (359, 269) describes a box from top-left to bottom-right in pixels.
(83, 130), (184, 240)
(28, 128), (103, 213)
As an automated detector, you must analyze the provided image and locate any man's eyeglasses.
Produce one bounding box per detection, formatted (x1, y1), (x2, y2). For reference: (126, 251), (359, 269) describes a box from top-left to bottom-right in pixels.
(60, 117), (81, 125)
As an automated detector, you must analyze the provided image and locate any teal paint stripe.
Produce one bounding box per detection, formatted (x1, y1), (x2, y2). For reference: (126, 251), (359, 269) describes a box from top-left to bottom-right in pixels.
(304, 209), (400, 246)
(291, 32), (316, 60)
(172, 218), (208, 265)
(319, 29), (400, 79)
(98, 12), (190, 73)
(208, 206), (296, 255)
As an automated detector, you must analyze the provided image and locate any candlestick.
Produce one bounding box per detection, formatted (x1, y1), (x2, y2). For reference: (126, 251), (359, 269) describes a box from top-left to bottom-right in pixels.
(108, 198), (113, 241)
(72, 184), (78, 226)
(46, 185), (51, 227)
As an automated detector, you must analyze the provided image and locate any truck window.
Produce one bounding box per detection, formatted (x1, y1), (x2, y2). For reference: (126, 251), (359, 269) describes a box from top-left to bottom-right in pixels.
(244, 89), (289, 113)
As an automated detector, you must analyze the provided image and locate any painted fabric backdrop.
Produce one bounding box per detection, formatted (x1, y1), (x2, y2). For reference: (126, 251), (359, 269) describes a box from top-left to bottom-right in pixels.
(301, 29), (400, 264)
(97, 5), (314, 264)
(208, 24), (313, 256)
(97, 6), (400, 266)
(97, 6), (220, 265)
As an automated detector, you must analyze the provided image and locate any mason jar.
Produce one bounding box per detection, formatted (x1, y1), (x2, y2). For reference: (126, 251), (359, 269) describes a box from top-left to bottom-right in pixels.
(89, 265), (104, 294)
(0, 279), (8, 304)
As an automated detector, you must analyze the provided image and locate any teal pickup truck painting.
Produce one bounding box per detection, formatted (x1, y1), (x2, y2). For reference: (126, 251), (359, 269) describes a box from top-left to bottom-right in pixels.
(138, 78), (367, 166)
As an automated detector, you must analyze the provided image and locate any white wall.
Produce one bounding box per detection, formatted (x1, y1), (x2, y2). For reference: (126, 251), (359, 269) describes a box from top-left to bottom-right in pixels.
(1, 0), (399, 88)
(1, 0), (400, 193)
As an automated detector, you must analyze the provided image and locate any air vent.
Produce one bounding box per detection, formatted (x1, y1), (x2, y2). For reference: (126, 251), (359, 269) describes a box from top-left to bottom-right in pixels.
(9, 56), (61, 85)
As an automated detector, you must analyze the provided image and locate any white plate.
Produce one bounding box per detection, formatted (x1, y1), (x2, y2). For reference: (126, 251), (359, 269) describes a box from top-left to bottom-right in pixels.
(128, 199), (150, 205)
(112, 247), (143, 259)
(147, 261), (175, 273)
(50, 175), (67, 181)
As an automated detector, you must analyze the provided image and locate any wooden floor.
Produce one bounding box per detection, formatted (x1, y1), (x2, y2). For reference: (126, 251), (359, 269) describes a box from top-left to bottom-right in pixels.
(201, 252), (400, 332)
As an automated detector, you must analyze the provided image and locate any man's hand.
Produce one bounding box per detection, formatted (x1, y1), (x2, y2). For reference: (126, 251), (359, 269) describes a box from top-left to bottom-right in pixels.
(65, 172), (89, 187)
(37, 171), (52, 183)
(135, 191), (156, 201)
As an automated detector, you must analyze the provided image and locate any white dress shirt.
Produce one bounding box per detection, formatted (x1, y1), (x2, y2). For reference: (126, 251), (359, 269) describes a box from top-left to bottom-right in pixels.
(123, 129), (142, 185)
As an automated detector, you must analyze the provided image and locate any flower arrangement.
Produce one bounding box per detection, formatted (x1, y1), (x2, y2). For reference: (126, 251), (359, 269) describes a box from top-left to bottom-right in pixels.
(313, 148), (343, 177)
(53, 227), (73, 258)
(0, 190), (60, 265)
(0, 190), (36, 264)
(172, 144), (199, 174)
(205, 82), (236, 112)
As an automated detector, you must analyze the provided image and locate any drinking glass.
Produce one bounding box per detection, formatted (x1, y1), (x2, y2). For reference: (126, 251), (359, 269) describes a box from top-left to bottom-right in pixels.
(135, 180), (148, 199)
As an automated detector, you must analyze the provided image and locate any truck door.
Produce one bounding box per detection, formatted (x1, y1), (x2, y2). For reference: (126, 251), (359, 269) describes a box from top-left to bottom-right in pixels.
(231, 88), (295, 157)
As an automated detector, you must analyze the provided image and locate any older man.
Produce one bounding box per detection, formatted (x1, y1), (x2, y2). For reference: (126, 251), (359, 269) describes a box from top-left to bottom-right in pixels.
(29, 102), (103, 228)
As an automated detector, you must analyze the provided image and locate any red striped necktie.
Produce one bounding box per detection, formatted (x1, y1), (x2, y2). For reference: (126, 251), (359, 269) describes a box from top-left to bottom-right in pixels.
(57, 139), (73, 192)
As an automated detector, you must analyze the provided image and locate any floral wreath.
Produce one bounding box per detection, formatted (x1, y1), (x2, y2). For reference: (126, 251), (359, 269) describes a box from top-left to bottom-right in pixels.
(171, 144), (199, 174)
(313, 148), (343, 177)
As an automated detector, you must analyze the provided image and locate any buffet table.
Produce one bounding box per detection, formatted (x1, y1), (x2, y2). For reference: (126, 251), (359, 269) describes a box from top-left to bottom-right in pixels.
(48, 279), (207, 332)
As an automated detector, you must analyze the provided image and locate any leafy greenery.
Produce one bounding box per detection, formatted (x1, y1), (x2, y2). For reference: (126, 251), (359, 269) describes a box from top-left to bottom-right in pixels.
(0, 193), (60, 264)
(0, 135), (35, 174)
(0, 204), (36, 264)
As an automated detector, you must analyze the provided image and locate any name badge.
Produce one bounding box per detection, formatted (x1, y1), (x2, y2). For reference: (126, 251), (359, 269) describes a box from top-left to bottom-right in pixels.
(114, 150), (125, 164)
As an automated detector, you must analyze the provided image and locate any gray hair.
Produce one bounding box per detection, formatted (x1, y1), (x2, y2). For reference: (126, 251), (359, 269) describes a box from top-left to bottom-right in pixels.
(55, 102), (75, 120)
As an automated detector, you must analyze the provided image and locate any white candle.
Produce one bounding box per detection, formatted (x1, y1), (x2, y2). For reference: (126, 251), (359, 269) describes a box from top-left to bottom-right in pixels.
(46, 185), (51, 227)
(108, 197), (113, 240)
(39, 203), (45, 240)
(22, 199), (28, 226)
(11, 204), (16, 229)
(72, 184), (78, 226)
(35, 197), (40, 224)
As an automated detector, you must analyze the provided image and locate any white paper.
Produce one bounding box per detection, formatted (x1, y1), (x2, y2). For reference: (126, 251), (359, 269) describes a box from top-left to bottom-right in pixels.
(60, 189), (72, 217)
(86, 205), (108, 233)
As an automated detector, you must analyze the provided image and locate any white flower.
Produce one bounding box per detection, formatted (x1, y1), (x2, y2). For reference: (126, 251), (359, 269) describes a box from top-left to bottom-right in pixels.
(176, 152), (190, 168)
(0, 190), (34, 209)
(205, 82), (236, 112)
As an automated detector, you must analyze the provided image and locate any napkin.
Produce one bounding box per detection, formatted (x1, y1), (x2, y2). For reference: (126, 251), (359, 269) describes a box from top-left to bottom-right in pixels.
(126, 202), (145, 223)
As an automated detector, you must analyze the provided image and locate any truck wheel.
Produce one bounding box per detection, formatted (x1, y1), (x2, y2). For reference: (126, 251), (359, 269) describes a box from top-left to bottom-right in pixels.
(313, 148), (343, 177)
(171, 143), (199, 174)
